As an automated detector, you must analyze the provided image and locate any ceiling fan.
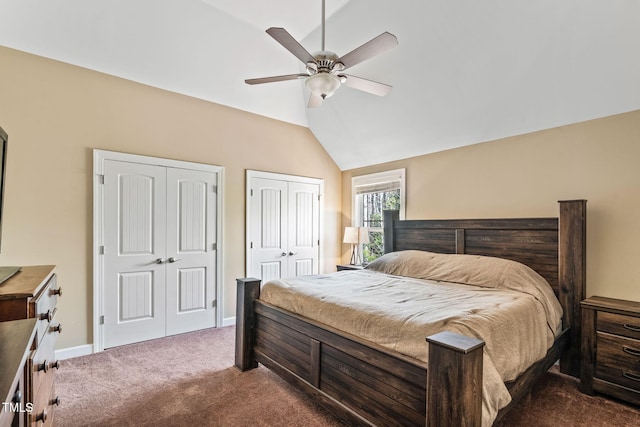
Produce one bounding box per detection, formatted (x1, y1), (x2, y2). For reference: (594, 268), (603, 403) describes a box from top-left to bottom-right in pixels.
(245, 0), (398, 108)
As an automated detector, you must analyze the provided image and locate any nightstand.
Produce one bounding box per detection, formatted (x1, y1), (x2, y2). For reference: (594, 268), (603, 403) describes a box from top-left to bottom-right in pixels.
(581, 296), (640, 405)
(336, 264), (365, 271)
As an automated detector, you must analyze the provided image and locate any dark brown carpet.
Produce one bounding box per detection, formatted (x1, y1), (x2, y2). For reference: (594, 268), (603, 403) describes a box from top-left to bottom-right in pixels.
(55, 326), (640, 426)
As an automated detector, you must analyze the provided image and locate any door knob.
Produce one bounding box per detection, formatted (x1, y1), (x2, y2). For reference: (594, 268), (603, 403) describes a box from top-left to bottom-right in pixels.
(288, 252), (297, 256)
(167, 257), (181, 263)
(281, 252), (287, 257)
(154, 258), (165, 264)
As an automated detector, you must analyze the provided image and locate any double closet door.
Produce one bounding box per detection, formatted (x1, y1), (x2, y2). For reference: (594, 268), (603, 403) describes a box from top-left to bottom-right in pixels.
(247, 171), (322, 283)
(101, 158), (219, 349)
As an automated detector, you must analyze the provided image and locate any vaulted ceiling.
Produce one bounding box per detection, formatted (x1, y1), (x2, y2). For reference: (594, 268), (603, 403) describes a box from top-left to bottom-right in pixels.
(1, 0), (638, 170)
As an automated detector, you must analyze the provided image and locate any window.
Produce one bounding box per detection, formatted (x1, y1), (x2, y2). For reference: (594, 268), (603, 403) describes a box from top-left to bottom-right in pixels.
(352, 169), (405, 263)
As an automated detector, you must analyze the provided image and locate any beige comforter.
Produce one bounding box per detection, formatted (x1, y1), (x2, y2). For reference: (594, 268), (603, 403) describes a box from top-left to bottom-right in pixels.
(260, 251), (563, 427)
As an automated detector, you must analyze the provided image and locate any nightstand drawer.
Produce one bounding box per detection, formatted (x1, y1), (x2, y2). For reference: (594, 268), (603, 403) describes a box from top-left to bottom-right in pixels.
(595, 332), (640, 391)
(598, 311), (640, 340)
(596, 365), (640, 393)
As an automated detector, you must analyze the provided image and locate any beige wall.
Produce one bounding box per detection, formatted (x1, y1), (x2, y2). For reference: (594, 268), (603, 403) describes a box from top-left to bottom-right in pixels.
(343, 110), (640, 302)
(0, 46), (342, 349)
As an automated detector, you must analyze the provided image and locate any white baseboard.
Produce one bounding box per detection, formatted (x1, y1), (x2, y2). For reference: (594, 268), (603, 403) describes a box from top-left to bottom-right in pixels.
(222, 316), (236, 327)
(55, 344), (93, 360)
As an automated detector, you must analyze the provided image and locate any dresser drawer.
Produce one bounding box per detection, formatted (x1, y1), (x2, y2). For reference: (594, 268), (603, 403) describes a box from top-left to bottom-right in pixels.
(32, 275), (60, 342)
(597, 311), (640, 340)
(595, 332), (640, 391)
(30, 330), (56, 398)
(29, 384), (56, 427)
(29, 321), (60, 425)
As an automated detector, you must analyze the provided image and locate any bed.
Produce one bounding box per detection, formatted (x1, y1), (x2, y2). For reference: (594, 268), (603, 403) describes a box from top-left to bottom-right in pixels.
(235, 200), (586, 426)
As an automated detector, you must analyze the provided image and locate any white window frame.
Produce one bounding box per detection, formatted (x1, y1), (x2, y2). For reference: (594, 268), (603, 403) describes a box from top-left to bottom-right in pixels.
(351, 168), (406, 261)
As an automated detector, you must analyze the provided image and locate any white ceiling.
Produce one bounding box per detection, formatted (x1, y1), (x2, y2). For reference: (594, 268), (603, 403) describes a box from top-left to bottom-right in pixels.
(1, 0), (639, 170)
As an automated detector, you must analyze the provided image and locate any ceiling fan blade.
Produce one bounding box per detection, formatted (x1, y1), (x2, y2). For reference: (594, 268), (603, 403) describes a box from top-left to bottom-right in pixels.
(266, 27), (316, 65)
(245, 74), (308, 85)
(341, 74), (392, 96)
(308, 93), (323, 108)
(337, 32), (398, 70)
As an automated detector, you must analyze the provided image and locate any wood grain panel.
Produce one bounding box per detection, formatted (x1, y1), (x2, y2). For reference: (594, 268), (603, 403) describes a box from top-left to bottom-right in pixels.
(321, 369), (424, 427)
(595, 332), (640, 391)
(322, 345), (425, 412)
(255, 302), (428, 380)
(384, 212), (561, 291)
(256, 328), (310, 380)
(258, 315), (310, 351)
(597, 311), (640, 341)
(427, 332), (483, 427)
(393, 229), (456, 253)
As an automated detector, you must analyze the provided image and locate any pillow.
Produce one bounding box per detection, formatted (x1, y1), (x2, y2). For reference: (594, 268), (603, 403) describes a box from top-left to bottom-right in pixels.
(366, 250), (563, 335)
(366, 250), (547, 292)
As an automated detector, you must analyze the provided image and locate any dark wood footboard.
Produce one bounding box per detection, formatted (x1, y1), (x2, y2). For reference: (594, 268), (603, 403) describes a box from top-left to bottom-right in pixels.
(234, 277), (485, 427)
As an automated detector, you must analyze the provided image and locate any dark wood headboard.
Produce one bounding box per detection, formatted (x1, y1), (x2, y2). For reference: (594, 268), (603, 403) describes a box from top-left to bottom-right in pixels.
(382, 200), (587, 377)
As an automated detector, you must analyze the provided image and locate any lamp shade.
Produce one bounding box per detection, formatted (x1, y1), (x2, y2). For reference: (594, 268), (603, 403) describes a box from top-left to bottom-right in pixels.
(306, 73), (341, 99)
(359, 227), (370, 244)
(343, 227), (359, 244)
(344, 227), (369, 244)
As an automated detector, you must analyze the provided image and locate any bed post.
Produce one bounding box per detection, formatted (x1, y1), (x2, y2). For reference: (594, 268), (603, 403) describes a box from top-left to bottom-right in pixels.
(426, 331), (484, 427)
(383, 210), (399, 253)
(558, 199), (587, 378)
(234, 278), (261, 371)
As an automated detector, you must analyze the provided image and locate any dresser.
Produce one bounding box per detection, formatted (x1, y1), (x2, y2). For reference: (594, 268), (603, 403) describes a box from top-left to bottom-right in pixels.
(581, 296), (640, 405)
(0, 266), (61, 426)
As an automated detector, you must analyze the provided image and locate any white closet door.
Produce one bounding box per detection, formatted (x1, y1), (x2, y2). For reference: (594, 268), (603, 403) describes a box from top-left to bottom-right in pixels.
(103, 160), (167, 348)
(247, 172), (322, 282)
(165, 167), (218, 335)
(287, 181), (320, 278)
(248, 177), (288, 283)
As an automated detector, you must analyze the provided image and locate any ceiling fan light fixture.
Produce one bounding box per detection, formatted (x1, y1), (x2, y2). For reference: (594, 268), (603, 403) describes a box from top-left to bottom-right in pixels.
(305, 73), (341, 99)
(244, 0), (398, 105)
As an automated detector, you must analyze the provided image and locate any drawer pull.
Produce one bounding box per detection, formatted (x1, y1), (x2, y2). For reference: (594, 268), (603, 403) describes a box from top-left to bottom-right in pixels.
(39, 310), (53, 322)
(623, 323), (640, 332)
(37, 359), (49, 373)
(51, 396), (61, 406)
(52, 286), (63, 296)
(623, 346), (640, 357)
(622, 371), (640, 382)
(51, 360), (61, 370)
(51, 323), (63, 334)
(35, 408), (47, 423)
